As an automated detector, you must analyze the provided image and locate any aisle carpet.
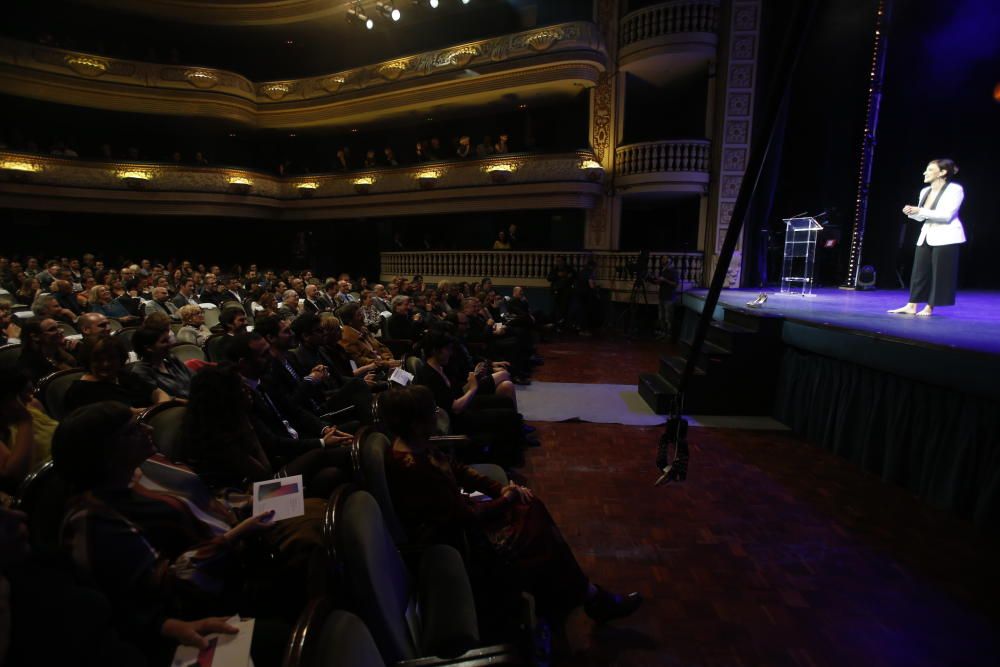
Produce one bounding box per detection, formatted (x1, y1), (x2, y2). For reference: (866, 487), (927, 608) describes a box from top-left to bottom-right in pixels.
(517, 381), (790, 428)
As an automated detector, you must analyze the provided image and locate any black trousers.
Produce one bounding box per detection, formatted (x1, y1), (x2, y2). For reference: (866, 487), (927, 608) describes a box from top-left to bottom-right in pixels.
(909, 243), (960, 306)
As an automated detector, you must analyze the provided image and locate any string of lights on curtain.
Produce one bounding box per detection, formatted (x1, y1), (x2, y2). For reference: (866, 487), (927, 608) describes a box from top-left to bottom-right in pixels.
(347, 0), (472, 30)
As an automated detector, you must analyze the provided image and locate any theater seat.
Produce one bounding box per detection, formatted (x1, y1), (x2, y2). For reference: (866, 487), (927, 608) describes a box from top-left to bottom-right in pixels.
(332, 489), (480, 664)
(284, 598), (522, 667)
(15, 460), (71, 557)
(169, 342), (205, 364)
(0, 343), (21, 371)
(113, 326), (139, 351)
(205, 334), (231, 362)
(38, 368), (85, 420)
(139, 400), (187, 461)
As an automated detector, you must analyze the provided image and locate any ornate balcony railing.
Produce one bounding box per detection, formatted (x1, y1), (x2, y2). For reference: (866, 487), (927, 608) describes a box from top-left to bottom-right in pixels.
(620, 0), (721, 48)
(0, 150), (604, 219)
(380, 250), (704, 296)
(615, 140), (711, 177)
(0, 22), (605, 128)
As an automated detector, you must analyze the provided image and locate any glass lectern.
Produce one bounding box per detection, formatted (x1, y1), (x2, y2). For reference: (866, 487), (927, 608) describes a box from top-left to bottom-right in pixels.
(780, 217), (823, 296)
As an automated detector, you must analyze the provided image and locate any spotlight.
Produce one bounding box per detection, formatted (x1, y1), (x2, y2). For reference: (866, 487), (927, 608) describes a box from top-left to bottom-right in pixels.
(377, 2), (401, 21)
(347, 2), (373, 29)
(429, 0), (439, 7)
(461, 0), (470, 4)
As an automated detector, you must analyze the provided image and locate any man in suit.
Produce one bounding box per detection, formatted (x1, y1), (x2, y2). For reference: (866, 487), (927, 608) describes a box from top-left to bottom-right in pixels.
(172, 278), (199, 309)
(227, 333), (353, 470)
(371, 283), (391, 313)
(199, 274), (224, 306)
(333, 280), (356, 307)
(301, 284), (329, 314)
(142, 286), (179, 320)
(277, 289), (300, 319)
(221, 276), (245, 305)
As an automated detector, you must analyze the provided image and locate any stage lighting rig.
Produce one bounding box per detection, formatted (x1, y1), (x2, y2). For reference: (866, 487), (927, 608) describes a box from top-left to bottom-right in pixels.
(377, 2), (401, 21)
(347, 1), (375, 29)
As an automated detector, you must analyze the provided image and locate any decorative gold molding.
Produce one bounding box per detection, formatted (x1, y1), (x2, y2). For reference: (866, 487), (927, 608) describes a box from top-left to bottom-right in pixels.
(0, 149), (602, 219)
(0, 23), (605, 128)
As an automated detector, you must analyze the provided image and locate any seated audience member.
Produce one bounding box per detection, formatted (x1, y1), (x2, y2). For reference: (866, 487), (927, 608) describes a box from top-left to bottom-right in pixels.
(0, 305), (21, 345)
(414, 331), (530, 464)
(476, 135), (495, 157)
(253, 290), (279, 318)
(141, 312), (177, 345)
(0, 506), (148, 667)
(52, 402), (323, 667)
(0, 369), (41, 487)
(75, 312), (110, 341)
(414, 141), (428, 162)
(277, 289), (300, 319)
(359, 290), (382, 333)
(176, 304), (212, 346)
(220, 307), (248, 335)
(172, 278), (200, 309)
(363, 149), (377, 168)
(494, 133), (510, 154)
(32, 293), (76, 324)
(286, 314), (376, 417)
(337, 303), (400, 367)
(52, 280), (84, 318)
(317, 316), (384, 385)
(179, 364), (349, 498)
(63, 336), (170, 413)
(130, 327), (194, 399)
(383, 146), (399, 166)
(334, 148), (350, 171)
(382, 385), (641, 625)
(16, 320), (78, 382)
(226, 333), (353, 470)
(221, 276), (245, 305)
(492, 230), (512, 250)
(301, 284), (328, 314)
(255, 315), (329, 416)
(15, 277), (41, 305)
(456, 135), (471, 158)
(429, 136), (443, 159)
(333, 280), (355, 306)
(198, 274), (224, 306)
(88, 285), (136, 322)
(142, 286), (178, 320)
(371, 283), (391, 313)
(386, 295), (425, 341)
(442, 313), (518, 407)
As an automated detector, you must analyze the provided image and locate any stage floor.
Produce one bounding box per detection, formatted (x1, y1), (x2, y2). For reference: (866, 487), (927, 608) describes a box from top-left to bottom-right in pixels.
(686, 287), (1000, 357)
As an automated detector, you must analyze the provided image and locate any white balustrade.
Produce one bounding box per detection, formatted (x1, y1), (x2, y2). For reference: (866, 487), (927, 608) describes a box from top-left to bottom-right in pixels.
(614, 140), (711, 176)
(380, 250), (705, 292)
(620, 0), (721, 48)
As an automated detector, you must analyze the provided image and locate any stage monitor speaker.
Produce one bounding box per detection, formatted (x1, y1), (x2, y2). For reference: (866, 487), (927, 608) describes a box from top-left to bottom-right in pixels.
(857, 265), (876, 289)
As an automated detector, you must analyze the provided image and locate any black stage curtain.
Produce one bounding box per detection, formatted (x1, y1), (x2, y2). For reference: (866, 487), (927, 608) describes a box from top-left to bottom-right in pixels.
(775, 347), (1000, 529)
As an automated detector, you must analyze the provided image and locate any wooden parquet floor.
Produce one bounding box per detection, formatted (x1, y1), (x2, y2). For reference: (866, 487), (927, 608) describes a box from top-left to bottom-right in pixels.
(522, 335), (1000, 667)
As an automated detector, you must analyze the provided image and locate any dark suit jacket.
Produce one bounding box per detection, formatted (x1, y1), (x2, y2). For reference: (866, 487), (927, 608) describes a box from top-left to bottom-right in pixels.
(172, 292), (198, 310)
(246, 375), (324, 463)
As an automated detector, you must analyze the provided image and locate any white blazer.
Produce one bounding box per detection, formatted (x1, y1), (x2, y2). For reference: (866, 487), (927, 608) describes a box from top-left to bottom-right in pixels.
(907, 183), (966, 246)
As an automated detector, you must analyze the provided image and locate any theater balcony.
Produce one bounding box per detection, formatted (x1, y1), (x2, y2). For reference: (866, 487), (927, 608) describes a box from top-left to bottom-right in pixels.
(0, 21), (605, 129)
(0, 150), (603, 219)
(380, 250), (704, 302)
(613, 139), (710, 196)
(618, 1), (720, 84)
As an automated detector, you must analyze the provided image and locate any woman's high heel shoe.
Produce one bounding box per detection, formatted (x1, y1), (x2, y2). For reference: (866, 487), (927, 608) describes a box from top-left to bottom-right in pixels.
(584, 586), (643, 623)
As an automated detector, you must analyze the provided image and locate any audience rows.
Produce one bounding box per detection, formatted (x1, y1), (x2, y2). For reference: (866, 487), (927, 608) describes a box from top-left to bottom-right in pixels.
(0, 251), (639, 666)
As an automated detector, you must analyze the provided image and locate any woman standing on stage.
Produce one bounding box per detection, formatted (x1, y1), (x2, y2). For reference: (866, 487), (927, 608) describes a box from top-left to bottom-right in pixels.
(889, 159), (965, 316)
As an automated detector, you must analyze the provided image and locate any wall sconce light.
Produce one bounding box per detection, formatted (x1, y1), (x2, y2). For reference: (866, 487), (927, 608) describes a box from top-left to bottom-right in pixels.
(118, 170), (152, 189)
(580, 159), (605, 181)
(297, 182), (319, 197)
(1, 160), (42, 181)
(484, 163), (516, 184)
(415, 170), (441, 190)
(228, 176), (253, 194)
(353, 176), (375, 194)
